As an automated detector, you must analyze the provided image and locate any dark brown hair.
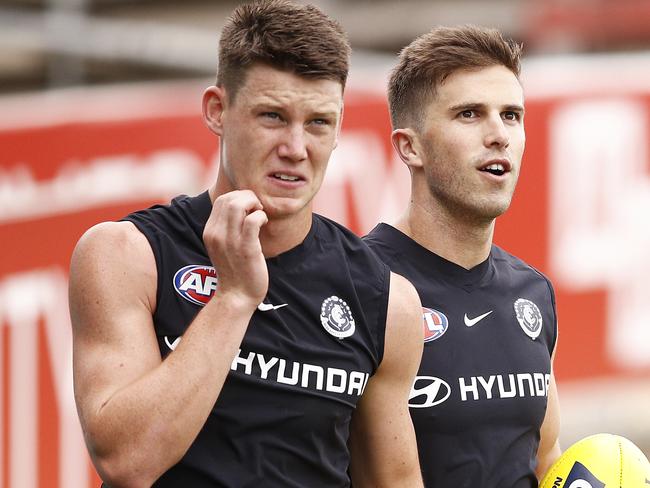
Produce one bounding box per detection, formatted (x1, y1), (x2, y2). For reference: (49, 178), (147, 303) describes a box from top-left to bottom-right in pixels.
(388, 25), (522, 129)
(217, 0), (350, 101)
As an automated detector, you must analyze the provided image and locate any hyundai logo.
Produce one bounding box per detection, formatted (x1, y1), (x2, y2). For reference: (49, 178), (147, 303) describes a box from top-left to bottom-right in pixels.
(409, 376), (451, 408)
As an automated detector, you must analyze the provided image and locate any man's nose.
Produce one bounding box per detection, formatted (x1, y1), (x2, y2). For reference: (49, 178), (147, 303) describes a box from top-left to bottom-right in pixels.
(484, 114), (510, 149)
(278, 125), (308, 161)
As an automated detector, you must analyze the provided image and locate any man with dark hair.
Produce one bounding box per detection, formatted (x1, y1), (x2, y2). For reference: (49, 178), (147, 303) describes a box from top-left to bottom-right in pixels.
(365, 25), (562, 487)
(69, 2), (424, 487)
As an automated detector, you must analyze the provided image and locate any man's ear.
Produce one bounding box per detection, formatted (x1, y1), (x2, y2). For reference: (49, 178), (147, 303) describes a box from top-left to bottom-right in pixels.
(202, 85), (227, 136)
(391, 128), (424, 169)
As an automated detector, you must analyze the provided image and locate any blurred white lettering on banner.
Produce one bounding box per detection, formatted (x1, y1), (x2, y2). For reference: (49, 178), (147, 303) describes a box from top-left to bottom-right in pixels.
(549, 99), (650, 368)
(0, 149), (204, 223)
(0, 269), (88, 488)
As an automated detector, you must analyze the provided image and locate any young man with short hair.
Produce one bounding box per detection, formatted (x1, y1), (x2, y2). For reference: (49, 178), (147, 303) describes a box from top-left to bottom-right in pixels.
(365, 25), (562, 487)
(69, 2), (424, 486)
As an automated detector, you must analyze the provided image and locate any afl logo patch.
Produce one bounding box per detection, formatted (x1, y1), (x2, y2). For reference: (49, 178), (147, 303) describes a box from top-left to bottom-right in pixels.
(514, 298), (543, 339)
(422, 307), (448, 342)
(320, 296), (355, 339)
(173, 265), (218, 306)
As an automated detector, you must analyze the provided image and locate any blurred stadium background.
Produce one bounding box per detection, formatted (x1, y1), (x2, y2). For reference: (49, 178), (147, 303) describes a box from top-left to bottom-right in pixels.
(2, 0), (650, 486)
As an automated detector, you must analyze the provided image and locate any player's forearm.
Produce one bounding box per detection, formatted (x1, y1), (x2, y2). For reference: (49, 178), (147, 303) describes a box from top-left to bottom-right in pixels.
(351, 461), (423, 488)
(536, 440), (562, 480)
(382, 468), (424, 488)
(349, 411), (424, 488)
(372, 444), (423, 488)
(84, 293), (255, 486)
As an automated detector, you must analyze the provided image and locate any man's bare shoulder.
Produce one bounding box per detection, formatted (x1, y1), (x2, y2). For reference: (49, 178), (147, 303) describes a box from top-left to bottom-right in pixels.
(380, 271), (423, 373)
(70, 220), (157, 319)
(74, 220), (150, 257)
(386, 271), (422, 336)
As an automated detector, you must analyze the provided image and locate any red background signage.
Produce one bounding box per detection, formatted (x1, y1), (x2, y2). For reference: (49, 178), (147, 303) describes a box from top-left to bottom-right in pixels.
(2, 56), (650, 485)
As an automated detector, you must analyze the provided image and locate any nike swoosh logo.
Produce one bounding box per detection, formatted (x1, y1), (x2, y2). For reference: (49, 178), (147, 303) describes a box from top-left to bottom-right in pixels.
(164, 336), (181, 351)
(464, 310), (493, 327)
(257, 302), (288, 312)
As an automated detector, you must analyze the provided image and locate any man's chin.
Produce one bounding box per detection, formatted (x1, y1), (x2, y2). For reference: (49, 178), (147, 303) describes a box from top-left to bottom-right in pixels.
(452, 198), (512, 224)
(261, 196), (311, 220)
(480, 200), (513, 220)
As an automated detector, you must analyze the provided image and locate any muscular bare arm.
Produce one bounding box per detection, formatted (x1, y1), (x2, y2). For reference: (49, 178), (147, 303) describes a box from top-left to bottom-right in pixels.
(348, 272), (424, 488)
(70, 190), (267, 487)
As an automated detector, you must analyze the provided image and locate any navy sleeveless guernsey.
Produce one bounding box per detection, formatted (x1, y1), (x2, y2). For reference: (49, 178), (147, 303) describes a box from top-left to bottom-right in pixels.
(364, 223), (557, 488)
(119, 192), (390, 487)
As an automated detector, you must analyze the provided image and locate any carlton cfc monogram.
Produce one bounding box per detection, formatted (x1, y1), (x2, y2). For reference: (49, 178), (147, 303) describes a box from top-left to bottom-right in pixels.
(320, 296), (356, 338)
(514, 298), (543, 339)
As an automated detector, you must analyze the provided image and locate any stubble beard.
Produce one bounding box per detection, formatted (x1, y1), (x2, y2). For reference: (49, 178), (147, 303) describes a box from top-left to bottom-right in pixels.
(423, 157), (516, 227)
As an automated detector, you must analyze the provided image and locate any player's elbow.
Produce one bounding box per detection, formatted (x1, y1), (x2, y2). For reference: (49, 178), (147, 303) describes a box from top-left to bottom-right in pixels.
(91, 450), (161, 488)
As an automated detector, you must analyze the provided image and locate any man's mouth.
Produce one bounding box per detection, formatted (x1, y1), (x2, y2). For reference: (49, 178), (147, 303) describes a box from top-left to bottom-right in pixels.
(272, 173), (301, 182)
(480, 163), (506, 176)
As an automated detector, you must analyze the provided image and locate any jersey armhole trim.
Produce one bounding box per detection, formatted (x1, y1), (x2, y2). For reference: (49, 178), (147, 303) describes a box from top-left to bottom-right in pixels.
(375, 262), (391, 367)
(543, 275), (559, 355)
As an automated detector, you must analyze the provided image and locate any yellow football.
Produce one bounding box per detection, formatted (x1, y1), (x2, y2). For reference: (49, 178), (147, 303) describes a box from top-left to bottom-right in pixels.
(539, 433), (650, 488)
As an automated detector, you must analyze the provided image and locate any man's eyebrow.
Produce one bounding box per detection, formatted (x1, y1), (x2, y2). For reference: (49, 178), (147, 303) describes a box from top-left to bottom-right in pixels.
(503, 104), (525, 113)
(448, 102), (485, 112)
(447, 102), (525, 113)
(311, 110), (339, 119)
(249, 102), (340, 121)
